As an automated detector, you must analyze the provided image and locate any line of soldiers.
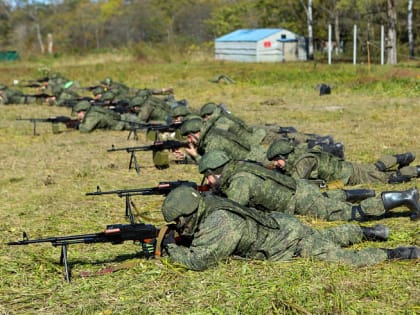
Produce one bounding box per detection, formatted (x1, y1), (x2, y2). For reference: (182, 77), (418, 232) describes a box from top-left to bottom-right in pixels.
(151, 102), (420, 271)
(6, 73), (419, 272)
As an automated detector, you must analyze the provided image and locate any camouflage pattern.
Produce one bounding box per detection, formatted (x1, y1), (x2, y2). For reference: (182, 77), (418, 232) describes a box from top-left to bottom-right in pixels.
(78, 106), (128, 133)
(203, 106), (267, 146)
(197, 127), (269, 164)
(216, 160), (387, 221)
(0, 88), (36, 105)
(137, 95), (171, 123)
(283, 144), (418, 185)
(165, 194), (388, 271)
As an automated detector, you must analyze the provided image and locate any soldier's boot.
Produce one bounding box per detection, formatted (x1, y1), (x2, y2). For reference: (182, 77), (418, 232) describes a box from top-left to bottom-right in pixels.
(416, 165), (420, 177)
(344, 189), (375, 203)
(394, 152), (416, 168)
(383, 246), (420, 260)
(381, 188), (420, 221)
(387, 174), (412, 184)
(375, 152), (415, 171)
(361, 224), (389, 241)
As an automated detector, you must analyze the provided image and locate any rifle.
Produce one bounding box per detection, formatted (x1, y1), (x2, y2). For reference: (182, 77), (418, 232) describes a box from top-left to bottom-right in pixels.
(77, 85), (103, 91)
(8, 223), (161, 282)
(108, 140), (190, 173)
(16, 77), (49, 88)
(86, 180), (208, 223)
(278, 126), (298, 134)
(16, 116), (79, 135)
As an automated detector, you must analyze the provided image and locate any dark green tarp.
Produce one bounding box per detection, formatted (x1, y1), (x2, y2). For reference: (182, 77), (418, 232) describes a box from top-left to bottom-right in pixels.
(0, 51), (19, 61)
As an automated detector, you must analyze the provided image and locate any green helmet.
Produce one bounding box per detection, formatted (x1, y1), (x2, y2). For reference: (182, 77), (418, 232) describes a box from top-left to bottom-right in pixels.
(161, 186), (200, 222)
(171, 105), (191, 118)
(198, 150), (231, 174)
(129, 96), (147, 108)
(92, 87), (104, 96)
(136, 89), (152, 98)
(266, 140), (294, 161)
(73, 100), (91, 113)
(180, 117), (203, 136)
(200, 102), (218, 117)
(0, 84), (8, 90)
(101, 91), (115, 101)
(101, 77), (113, 86)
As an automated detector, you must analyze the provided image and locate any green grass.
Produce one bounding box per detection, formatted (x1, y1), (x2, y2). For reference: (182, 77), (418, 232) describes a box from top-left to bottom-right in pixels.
(0, 53), (419, 314)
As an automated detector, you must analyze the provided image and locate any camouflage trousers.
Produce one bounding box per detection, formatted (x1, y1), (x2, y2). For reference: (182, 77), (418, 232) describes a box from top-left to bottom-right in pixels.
(287, 180), (386, 221)
(296, 223), (388, 266)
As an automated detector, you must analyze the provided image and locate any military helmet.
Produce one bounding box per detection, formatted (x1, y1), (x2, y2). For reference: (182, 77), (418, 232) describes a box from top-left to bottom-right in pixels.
(101, 91), (115, 101)
(200, 102), (218, 117)
(161, 186), (200, 222)
(129, 96), (147, 108)
(198, 150), (231, 174)
(171, 105), (191, 118)
(180, 117), (203, 136)
(101, 77), (113, 86)
(267, 140), (294, 161)
(0, 83), (8, 90)
(136, 89), (152, 98)
(73, 100), (91, 113)
(92, 86), (104, 96)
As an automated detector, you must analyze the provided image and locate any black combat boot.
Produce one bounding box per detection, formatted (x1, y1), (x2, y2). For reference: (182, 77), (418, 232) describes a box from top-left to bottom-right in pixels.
(361, 224), (389, 241)
(383, 246), (420, 260)
(416, 165), (420, 177)
(394, 152), (416, 168)
(344, 189), (375, 203)
(387, 174), (412, 184)
(381, 188), (420, 221)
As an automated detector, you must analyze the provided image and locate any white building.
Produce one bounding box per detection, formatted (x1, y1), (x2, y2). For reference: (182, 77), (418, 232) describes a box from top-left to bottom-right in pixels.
(215, 28), (307, 62)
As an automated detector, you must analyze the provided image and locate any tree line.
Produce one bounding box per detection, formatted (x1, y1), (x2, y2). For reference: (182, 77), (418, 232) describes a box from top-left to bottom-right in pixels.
(0, 0), (418, 63)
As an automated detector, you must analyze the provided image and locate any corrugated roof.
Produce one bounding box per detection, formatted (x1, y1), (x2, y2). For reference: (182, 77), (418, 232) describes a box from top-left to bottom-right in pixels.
(216, 29), (283, 42)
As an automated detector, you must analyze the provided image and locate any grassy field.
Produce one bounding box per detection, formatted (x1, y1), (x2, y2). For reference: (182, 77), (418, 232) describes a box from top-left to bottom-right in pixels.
(0, 53), (419, 314)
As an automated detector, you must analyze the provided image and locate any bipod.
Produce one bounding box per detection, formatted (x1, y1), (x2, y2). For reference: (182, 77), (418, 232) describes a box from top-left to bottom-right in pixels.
(59, 243), (71, 283)
(128, 151), (141, 174)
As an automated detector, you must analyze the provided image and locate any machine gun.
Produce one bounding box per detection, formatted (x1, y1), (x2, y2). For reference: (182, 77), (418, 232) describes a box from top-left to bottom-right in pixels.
(86, 180), (208, 224)
(16, 116), (79, 135)
(107, 140), (190, 173)
(7, 223), (163, 282)
(15, 77), (49, 88)
(125, 121), (183, 141)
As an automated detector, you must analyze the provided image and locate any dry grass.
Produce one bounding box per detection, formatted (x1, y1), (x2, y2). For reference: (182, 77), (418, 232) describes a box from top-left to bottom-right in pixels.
(0, 55), (419, 314)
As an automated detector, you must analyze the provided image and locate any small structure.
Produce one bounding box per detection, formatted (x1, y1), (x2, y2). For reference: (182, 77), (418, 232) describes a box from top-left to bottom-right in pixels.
(0, 51), (19, 61)
(215, 28), (307, 62)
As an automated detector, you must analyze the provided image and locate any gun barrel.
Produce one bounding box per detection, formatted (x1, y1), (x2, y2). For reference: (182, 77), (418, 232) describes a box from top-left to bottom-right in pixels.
(8, 223), (159, 246)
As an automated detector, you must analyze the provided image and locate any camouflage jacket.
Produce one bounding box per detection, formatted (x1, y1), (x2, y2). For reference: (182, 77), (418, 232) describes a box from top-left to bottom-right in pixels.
(166, 194), (308, 270)
(197, 127), (268, 164)
(79, 106), (126, 133)
(285, 145), (353, 183)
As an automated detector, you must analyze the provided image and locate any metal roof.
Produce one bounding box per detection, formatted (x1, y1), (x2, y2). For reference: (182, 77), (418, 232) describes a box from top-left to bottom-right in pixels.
(216, 29), (283, 42)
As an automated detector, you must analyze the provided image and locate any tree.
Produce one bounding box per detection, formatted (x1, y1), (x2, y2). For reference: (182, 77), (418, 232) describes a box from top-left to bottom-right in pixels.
(386, 0), (397, 64)
(408, 0), (414, 59)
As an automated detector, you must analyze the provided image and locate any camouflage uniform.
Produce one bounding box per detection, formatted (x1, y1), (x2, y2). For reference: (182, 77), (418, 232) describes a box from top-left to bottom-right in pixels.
(200, 103), (331, 146)
(201, 105), (267, 145)
(164, 193), (390, 271)
(78, 106), (128, 133)
(0, 86), (36, 105)
(273, 142), (419, 185)
(197, 127), (269, 164)
(214, 160), (391, 221)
